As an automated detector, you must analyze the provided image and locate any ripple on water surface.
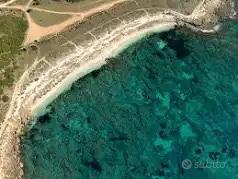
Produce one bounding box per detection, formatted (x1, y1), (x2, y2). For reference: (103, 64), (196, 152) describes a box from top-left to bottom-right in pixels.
(21, 20), (238, 179)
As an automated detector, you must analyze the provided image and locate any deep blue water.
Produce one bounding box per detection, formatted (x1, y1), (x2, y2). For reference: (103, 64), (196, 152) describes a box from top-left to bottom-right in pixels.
(21, 20), (238, 179)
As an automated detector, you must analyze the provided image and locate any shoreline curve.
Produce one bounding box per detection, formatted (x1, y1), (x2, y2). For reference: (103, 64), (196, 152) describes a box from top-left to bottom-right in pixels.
(0, 0), (235, 178)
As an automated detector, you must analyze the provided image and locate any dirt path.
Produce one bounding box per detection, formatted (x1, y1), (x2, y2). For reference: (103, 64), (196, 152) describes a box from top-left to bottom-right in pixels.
(0, 0), (17, 7)
(30, 7), (83, 15)
(0, 0), (127, 45)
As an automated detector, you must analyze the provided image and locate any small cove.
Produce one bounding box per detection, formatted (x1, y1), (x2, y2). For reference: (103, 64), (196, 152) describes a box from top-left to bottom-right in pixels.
(21, 20), (238, 179)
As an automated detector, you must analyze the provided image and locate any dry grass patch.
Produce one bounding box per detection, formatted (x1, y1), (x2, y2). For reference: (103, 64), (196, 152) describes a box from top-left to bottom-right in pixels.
(29, 10), (71, 27)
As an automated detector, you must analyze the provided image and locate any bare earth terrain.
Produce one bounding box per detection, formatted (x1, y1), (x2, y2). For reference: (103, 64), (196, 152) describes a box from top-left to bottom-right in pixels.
(0, 0), (235, 178)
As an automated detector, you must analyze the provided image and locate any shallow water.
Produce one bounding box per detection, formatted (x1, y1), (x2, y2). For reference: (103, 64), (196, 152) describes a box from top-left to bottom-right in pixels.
(21, 20), (238, 179)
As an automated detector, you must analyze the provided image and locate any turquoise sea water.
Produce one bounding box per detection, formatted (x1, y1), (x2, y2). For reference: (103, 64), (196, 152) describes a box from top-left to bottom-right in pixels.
(21, 20), (238, 179)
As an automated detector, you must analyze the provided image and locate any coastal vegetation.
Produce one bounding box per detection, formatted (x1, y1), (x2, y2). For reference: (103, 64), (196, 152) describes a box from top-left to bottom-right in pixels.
(0, 14), (27, 95)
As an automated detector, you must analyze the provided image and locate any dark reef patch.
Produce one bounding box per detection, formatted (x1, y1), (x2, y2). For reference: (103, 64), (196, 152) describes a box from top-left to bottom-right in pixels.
(38, 114), (51, 124)
(158, 30), (191, 59)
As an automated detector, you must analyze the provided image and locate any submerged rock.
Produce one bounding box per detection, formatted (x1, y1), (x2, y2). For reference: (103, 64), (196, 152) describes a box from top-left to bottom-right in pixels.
(153, 138), (173, 153)
(180, 123), (196, 141)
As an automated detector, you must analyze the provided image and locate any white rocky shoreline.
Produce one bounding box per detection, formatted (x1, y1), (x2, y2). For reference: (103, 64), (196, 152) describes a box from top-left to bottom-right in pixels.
(0, 0), (235, 178)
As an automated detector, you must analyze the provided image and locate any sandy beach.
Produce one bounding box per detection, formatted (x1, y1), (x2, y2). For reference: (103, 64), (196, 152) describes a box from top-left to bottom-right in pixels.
(31, 22), (176, 118)
(0, 0), (235, 178)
